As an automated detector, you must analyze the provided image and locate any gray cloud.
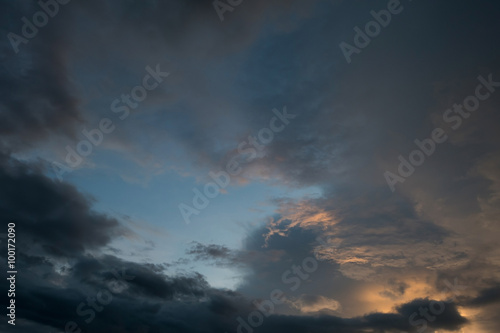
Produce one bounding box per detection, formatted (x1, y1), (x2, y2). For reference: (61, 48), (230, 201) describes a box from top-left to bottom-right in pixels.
(0, 0), (82, 151)
(0, 153), (129, 257)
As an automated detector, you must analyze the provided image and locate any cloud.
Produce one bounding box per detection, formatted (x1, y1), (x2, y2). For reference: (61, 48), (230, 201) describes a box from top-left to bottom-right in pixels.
(288, 294), (341, 313)
(0, 153), (471, 332)
(1, 0), (499, 332)
(187, 242), (232, 261)
(397, 298), (468, 332)
(0, 0), (82, 151)
(0, 250), (470, 333)
(0, 153), (130, 257)
(467, 285), (500, 307)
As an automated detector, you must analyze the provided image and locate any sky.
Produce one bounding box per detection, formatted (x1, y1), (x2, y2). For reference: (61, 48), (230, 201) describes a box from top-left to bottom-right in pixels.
(1, 0), (500, 332)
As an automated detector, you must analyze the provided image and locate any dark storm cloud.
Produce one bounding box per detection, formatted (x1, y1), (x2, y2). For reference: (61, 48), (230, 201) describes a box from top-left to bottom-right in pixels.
(0, 153), (128, 257)
(67, 255), (210, 301)
(0, 253), (220, 333)
(466, 285), (500, 307)
(6, 245), (283, 333)
(0, 249), (470, 333)
(397, 298), (468, 332)
(254, 304), (465, 333)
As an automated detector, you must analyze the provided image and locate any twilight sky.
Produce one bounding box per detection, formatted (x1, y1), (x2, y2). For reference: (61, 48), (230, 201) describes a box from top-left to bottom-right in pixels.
(1, 0), (500, 332)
